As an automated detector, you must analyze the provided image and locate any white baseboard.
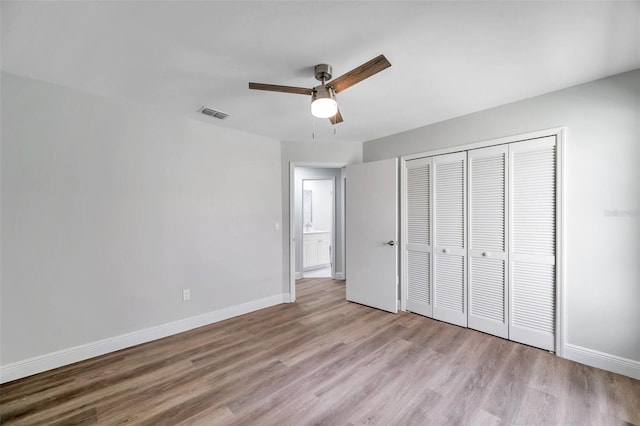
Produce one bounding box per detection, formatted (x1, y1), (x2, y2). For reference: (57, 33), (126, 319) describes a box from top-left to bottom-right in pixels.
(295, 272), (303, 280)
(563, 343), (640, 380)
(0, 293), (288, 384)
(334, 272), (345, 280)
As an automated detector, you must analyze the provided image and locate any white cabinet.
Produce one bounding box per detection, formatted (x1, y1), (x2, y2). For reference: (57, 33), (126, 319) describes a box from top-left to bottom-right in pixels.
(303, 231), (330, 270)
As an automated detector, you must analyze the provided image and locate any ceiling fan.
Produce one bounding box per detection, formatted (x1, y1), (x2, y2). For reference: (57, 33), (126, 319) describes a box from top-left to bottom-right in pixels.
(248, 54), (391, 125)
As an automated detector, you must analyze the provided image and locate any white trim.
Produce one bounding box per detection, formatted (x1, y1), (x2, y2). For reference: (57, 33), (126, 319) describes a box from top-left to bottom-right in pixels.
(0, 293), (288, 384)
(401, 127), (566, 161)
(331, 176), (337, 279)
(555, 128), (566, 357)
(399, 156), (408, 312)
(289, 162), (296, 302)
(341, 169), (347, 281)
(563, 344), (640, 380)
(295, 271), (303, 280)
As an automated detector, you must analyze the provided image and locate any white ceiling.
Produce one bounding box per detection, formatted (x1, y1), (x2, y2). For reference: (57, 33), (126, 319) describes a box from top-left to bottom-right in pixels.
(2, 1), (639, 143)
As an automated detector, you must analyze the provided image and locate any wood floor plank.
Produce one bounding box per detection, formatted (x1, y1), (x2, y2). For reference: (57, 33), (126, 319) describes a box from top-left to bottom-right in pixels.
(511, 384), (559, 425)
(301, 339), (415, 424)
(175, 405), (235, 426)
(346, 345), (440, 425)
(1, 278), (638, 425)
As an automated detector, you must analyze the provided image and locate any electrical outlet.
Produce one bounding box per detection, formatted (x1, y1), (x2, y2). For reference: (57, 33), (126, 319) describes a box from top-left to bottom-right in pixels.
(182, 289), (191, 301)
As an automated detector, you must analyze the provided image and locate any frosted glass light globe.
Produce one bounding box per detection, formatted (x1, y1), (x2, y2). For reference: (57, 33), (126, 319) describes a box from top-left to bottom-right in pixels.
(311, 97), (338, 118)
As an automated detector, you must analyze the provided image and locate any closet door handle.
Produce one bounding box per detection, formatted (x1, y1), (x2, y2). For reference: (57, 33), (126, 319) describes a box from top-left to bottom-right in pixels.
(482, 252), (490, 257)
(442, 248), (449, 254)
(385, 240), (395, 246)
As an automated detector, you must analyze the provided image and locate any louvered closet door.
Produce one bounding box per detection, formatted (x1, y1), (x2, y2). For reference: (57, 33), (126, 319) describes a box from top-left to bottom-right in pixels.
(468, 145), (508, 338)
(405, 158), (433, 317)
(509, 136), (557, 351)
(433, 152), (467, 327)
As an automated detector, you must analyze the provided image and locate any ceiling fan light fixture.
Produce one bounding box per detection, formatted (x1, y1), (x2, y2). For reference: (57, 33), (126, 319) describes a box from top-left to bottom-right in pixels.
(311, 86), (338, 118)
(248, 54), (391, 126)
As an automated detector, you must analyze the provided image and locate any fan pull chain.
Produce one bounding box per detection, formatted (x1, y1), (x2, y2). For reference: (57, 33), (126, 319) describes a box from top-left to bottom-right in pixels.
(312, 115), (316, 140)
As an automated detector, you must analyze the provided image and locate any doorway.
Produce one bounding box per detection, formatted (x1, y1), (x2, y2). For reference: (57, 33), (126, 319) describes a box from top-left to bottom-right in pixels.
(289, 163), (347, 301)
(302, 179), (334, 278)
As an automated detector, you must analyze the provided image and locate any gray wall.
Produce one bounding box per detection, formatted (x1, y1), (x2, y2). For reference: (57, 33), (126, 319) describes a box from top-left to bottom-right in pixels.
(295, 167), (343, 277)
(1, 72), (283, 364)
(280, 141), (362, 293)
(364, 69), (640, 363)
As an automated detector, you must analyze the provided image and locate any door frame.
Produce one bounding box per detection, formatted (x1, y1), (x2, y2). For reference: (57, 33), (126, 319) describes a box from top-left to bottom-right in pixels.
(400, 127), (565, 356)
(289, 162), (350, 302)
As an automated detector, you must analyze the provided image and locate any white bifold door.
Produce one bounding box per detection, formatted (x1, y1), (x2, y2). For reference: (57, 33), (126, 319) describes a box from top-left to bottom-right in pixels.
(468, 144), (509, 339)
(405, 152), (468, 327)
(404, 136), (557, 352)
(433, 152), (467, 328)
(405, 157), (433, 317)
(508, 137), (557, 351)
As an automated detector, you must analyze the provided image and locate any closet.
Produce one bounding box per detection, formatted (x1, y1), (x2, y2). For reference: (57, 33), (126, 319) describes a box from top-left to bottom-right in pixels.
(404, 136), (557, 351)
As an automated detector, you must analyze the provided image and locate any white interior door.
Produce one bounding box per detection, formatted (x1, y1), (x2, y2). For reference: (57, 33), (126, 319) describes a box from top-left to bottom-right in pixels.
(433, 152), (467, 327)
(468, 145), (509, 338)
(346, 159), (398, 313)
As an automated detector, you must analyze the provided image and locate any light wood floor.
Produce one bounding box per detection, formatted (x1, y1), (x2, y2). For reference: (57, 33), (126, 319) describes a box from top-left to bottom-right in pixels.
(1, 278), (639, 425)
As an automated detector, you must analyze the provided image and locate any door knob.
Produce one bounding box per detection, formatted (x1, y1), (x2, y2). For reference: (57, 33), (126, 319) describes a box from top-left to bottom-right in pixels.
(482, 252), (490, 257)
(442, 248), (449, 254)
(385, 240), (395, 246)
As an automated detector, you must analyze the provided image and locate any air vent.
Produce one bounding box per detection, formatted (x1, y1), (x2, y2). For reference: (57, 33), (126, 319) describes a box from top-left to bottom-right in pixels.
(199, 107), (230, 120)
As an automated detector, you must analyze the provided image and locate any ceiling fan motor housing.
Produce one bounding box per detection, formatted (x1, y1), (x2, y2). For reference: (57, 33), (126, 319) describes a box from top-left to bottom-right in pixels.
(314, 64), (333, 82)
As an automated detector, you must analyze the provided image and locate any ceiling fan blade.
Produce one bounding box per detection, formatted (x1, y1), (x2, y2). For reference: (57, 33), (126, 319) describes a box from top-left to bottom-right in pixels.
(329, 108), (343, 125)
(248, 82), (313, 96)
(327, 54), (391, 94)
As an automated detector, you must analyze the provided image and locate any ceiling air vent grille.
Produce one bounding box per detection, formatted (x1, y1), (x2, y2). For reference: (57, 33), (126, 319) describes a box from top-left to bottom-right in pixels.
(199, 107), (230, 120)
